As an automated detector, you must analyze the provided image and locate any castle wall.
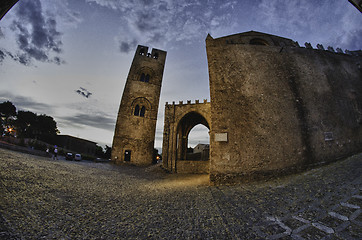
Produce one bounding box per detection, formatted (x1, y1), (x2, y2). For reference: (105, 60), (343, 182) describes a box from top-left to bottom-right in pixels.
(162, 100), (211, 173)
(290, 48), (362, 162)
(206, 32), (362, 183)
(176, 160), (209, 174)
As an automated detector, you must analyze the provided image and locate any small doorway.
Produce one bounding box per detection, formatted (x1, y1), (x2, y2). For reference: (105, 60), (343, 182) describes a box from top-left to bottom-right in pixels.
(124, 150), (131, 162)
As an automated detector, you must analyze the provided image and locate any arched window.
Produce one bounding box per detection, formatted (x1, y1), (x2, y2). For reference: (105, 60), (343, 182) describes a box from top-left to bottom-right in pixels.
(145, 74), (150, 83)
(131, 97), (151, 117)
(140, 106), (146, 117)
(139, 73), (150, 83)
(134, 105), (140, 116)
(250, 38), (269, 46)
(153, 53), (159, 59)
(139, 48), (145, 55)
(140, 73), (145, 82)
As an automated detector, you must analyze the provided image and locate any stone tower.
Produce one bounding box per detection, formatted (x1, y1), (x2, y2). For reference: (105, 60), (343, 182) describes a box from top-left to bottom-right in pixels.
(112, 45), (166, 165)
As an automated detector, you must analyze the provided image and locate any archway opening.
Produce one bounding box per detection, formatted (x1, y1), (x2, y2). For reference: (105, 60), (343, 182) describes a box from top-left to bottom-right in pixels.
(176, 111), (209, 161)
(187, 124), (209, 161)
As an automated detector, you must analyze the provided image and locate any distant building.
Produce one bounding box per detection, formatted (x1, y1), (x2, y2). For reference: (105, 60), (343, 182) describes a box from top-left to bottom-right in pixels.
(193, 144), (209, 153)
(349, 0), (362, 12)
(57, 135), (97, 156)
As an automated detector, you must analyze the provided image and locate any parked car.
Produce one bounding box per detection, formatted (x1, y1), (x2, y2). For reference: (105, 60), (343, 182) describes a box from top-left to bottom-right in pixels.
(74, 154), (82, 161)
(65, 153), (73, 160)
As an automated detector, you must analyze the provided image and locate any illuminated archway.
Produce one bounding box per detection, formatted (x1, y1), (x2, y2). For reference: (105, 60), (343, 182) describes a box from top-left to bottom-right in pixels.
(176, 111), (210, 161)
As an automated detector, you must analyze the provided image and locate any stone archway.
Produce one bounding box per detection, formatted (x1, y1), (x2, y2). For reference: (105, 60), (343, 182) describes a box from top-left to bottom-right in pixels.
(175, 111), (209, 161)
(162, 100), (211, 173)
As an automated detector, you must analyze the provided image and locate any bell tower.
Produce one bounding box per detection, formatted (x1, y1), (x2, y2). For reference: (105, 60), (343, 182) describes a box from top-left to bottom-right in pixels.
(111, 45), (167, 165)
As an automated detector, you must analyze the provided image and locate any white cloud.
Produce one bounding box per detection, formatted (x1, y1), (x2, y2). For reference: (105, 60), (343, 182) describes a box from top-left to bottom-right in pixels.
(256, 0), (362, 50)
(84, 0), (236, 51)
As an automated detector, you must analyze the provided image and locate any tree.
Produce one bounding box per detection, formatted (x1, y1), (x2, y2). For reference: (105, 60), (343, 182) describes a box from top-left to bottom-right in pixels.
(16, 111), (37, 138)
(36, 114), (59, 143)
(104, 145), (111, 159)
(95, 145), (104, 158)
(15, 111), (58, 143)
(0, 101), (17, 135)
(0, 101), (16, 118)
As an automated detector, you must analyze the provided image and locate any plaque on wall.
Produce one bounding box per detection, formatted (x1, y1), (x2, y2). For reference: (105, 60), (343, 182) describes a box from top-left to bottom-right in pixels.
(215, 133), (228, 142)
(324, 132), (334, 141)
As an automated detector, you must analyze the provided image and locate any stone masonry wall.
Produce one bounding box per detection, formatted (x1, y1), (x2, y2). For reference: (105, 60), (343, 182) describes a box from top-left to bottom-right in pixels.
(162, 100), (211, 173)
(206, 32), (362, 184)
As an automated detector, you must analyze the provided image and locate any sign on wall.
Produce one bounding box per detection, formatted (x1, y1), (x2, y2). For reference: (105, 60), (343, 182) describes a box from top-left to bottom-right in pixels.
(215, 133), (228, 142)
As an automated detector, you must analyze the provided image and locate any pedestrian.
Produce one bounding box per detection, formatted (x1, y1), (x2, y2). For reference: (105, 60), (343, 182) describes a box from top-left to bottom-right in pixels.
(53, 146), (58, 160)
(46, 148), (49, 157)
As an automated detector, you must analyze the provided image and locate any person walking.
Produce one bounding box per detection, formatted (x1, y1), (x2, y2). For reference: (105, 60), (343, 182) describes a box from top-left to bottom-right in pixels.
(53, 146), (58, 160)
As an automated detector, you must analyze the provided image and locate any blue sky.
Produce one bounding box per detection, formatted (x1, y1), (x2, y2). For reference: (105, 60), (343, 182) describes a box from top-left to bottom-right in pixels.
(0, 0), (361, 149)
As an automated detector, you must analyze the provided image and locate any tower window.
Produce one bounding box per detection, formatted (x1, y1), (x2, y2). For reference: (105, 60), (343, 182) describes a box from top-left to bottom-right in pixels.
(153, 53), (159, 59)
(140, 106), (146, 117)
(140, 73), (145, 82)
(134, 105), (140, 116)
(134, 105), (146, 117)
(140, 73), (150, 83)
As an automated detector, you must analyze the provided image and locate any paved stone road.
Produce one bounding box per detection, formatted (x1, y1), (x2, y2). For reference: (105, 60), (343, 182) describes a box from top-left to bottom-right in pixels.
(0, 148), (361, 239)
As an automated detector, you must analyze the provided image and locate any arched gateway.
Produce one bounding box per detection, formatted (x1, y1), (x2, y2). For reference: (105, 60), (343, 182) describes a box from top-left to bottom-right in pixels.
(162, 100), (211, 173)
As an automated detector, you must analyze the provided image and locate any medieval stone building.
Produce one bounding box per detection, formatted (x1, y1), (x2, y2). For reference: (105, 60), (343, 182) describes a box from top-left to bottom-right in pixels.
(112, 45), (166, 165)
(162, 31), (362, 184)
(111, 31), (361, 184)
(162, 99), (211, 173)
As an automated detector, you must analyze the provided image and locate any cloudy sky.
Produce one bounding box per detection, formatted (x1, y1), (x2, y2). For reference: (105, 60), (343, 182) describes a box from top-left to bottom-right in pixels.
(0, 0), (361, 150)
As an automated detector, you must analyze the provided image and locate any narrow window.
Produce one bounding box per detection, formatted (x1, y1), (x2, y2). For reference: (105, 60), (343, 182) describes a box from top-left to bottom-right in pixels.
(124, 150), (131, 161)
(140, 106), (146, 117)
(145, 74), (150, 83)
(140, 73), (145, 82)
(134, 105), (140, 116)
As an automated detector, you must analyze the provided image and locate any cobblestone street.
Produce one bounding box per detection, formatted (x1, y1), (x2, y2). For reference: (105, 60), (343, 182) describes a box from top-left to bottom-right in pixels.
(0, 148), (361, 239)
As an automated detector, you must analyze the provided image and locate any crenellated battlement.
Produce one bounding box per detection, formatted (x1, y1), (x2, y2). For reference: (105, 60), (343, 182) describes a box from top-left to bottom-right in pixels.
(208, 31), (361, 56)
(165, 99), (209, 107)
(303, 42), (361, 56)
(136, 45), (166, 60)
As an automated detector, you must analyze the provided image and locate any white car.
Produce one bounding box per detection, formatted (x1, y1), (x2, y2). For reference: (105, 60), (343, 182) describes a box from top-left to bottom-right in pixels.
(74, 154), (82, 161)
